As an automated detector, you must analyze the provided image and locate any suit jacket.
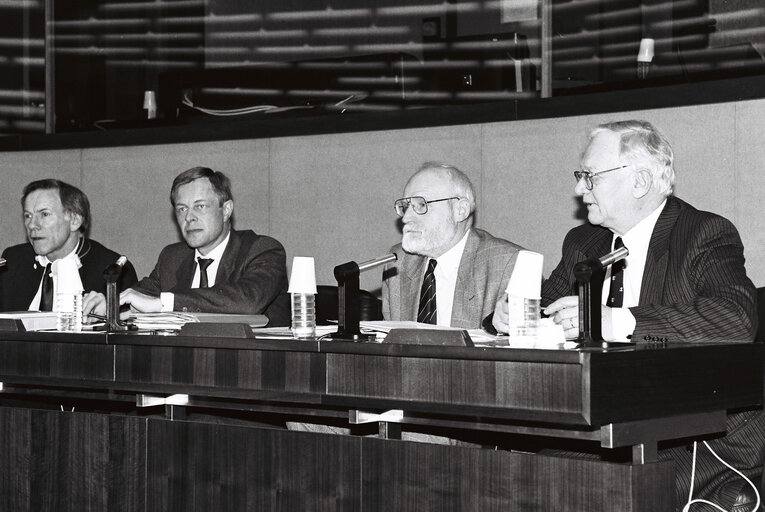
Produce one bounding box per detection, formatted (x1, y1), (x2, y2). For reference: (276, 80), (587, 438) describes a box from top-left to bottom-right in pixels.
(543, 196), (763, 510)
(133, 229), (289, 326)
(0, 238), (138, 312)
(382, 228), (523, 329)
(542, 195), (758, 343)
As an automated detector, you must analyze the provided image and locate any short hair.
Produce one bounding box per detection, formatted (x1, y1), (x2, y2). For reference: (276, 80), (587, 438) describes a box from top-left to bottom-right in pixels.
(21, 179), (91, 234)
(170, 166), (233, 206)
(588, 120), (675, 196)
(415, 162), (477, 215)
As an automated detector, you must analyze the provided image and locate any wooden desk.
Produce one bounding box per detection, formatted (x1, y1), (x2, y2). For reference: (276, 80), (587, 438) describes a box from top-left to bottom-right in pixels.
(0, 331), (760, 511)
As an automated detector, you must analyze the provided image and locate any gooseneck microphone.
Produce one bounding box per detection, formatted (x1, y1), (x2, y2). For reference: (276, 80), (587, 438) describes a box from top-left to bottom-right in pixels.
(98, 256), (136, 332)
(574, 246), (630, 347)
(333, 253), (397, 340)
(597, 246), (629, 269)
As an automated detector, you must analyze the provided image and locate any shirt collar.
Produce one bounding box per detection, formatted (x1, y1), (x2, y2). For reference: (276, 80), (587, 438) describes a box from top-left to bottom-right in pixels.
(435, 229), (470, 270)
(35, 237), (83, 269)
(194, 230), (231, 262)
(620, 200), (666, 250)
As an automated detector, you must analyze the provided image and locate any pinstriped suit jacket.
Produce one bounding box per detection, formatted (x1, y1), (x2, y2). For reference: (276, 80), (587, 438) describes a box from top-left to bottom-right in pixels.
(381, 228), (523, 329)
(542, 195), (758, 342)
(543, 195), (763, 509)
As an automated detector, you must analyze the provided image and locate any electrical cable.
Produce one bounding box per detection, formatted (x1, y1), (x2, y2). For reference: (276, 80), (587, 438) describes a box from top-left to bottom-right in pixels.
(682, 440), (761, 512)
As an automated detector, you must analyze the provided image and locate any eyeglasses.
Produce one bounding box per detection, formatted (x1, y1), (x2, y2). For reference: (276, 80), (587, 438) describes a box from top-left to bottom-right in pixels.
(573, 165), (630, 190)
(394, 196), (460, 217)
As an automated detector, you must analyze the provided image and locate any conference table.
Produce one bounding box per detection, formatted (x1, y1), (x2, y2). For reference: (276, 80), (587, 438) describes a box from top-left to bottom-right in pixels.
(0, 327), (760, 511)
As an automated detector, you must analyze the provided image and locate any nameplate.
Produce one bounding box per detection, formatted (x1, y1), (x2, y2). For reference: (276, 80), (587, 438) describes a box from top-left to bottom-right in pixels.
(179, 322), (254, 338)
(384, 328), (473, 347)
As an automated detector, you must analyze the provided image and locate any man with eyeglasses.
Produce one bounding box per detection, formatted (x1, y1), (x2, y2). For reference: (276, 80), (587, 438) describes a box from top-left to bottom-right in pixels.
(83, 166), (289, 326)
(382, 162), (523, 328)
(491, 120), (762, 511)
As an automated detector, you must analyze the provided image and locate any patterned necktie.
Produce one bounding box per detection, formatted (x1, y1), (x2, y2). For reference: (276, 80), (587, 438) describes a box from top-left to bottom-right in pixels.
(417, 259), (437, 324)
(197, 258), (213, 289)
(607, 237), (626, 308)
(40, 263), (53, 311)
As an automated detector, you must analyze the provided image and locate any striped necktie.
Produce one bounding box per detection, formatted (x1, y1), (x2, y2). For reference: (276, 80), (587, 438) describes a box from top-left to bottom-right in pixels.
(417, 259), (437, 324)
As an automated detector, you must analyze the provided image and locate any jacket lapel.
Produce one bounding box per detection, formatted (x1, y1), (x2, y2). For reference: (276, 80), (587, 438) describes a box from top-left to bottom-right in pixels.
(402, 253), (427, 321)
(214, 230), (240, 284)
(452, 230), (479, 324)
(639, 198), (678, 306)
(176, 250), (197, 288)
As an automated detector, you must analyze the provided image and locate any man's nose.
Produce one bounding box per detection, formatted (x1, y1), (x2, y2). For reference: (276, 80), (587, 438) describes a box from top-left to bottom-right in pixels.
(574, 177), (588, 197)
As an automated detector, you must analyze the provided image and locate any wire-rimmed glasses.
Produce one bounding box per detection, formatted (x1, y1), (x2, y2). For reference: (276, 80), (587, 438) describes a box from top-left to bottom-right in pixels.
(394, 196), (459, 216)
(573, 165), (630, 190)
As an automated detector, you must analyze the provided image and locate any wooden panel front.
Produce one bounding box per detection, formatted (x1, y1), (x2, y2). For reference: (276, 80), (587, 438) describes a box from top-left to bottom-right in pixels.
(360, 436), (673, 512)
(0, 341), (114, 382)
(146, 419), (362, 511)
(114, 345), (326, 397)
(326, 353), (585, 423)
(0, 407), (146, 512)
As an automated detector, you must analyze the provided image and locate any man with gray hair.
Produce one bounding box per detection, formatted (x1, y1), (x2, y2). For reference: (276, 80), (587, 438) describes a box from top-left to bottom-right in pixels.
(492, 120), (762, 510)
(383, 162), (523, 328)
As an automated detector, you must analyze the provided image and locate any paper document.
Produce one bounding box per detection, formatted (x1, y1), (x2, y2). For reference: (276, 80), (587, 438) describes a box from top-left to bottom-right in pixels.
(0, 311), (58, 331)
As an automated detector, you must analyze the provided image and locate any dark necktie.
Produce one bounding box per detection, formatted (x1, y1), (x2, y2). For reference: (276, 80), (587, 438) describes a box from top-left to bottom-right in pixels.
(40, 263), (53, 311)
(607, 237), (626, 308)
(417, 259), (437, 324)
(197, 258), (213, 289)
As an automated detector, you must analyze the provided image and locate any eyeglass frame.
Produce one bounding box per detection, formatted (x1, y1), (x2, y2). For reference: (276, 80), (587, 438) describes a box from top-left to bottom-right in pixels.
(573, 165), (630, 190)
(393, 196), (460, 217)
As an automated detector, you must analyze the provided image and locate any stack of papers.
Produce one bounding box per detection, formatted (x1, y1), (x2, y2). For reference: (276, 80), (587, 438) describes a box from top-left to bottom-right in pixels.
(129, 312), (269, 331)
(0, 311), (58, 331)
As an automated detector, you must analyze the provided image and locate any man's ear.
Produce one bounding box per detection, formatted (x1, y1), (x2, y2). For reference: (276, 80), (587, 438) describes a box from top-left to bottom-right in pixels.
(454, 197), (471, 222)
(632, 169), (653, 199)
(222, 200), (234, 222)
(67, 212), (83, 233)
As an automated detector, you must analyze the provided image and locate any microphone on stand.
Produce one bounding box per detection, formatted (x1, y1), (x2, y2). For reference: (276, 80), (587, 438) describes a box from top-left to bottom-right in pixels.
(98, 256), (136, 332)
(333, 253), (397, 340)
(574, 246), (630, 346)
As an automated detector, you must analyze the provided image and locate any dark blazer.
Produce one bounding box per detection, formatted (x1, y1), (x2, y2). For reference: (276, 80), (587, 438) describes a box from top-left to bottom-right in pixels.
(382, 228), (523, 329)
(543, 195), (763, 509)
(0, 238), (138, 312)
(542, 195), (758, 342)
(132, 229), (289, 326)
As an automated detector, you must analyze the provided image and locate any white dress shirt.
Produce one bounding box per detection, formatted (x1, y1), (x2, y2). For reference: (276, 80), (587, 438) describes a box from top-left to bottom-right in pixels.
(602, 200), (666, 341)
(432, 229), (470, 327)
(30, 242), (83, 311)
(160, 230), (231, 312)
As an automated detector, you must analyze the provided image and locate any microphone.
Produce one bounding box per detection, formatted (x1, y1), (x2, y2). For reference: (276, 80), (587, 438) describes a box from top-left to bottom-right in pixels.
(333, 253), (397, 340)
(597, 246), (629, 269)
(104, 255), (128, 282)
(335, 253), (397, 281)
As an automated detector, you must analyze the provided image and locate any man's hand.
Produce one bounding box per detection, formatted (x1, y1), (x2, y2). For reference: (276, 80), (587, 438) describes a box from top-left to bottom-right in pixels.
(544, 296), (580, 339)
(82, 291), (107, 323)
(491, 293), (509, 334)
(120, 288), (162, 313)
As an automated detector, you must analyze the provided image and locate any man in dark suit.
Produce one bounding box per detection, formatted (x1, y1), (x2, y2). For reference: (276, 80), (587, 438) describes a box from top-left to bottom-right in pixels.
(383, 162), (523, 329)
(0, 179), (137, 312)
(84, 167), (289, 326)
(492, 120), (762, 510)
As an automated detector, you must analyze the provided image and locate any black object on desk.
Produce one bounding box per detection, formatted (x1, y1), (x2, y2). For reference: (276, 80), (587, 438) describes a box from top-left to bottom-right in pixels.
(95, 256), (137, 332)
(574, 246), (629, 347)
(332, 253), (396, 340)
